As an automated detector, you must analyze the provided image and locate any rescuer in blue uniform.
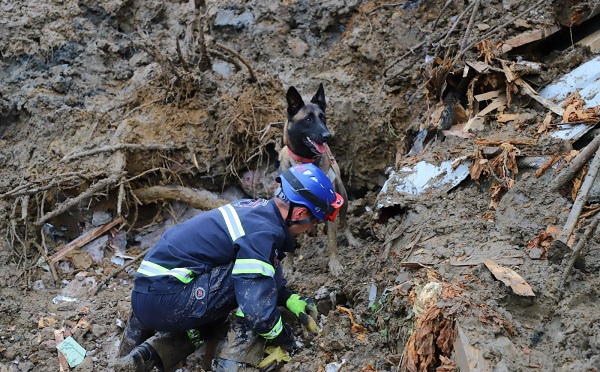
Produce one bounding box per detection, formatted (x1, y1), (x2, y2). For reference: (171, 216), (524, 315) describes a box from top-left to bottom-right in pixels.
(116, 163), (344, 371)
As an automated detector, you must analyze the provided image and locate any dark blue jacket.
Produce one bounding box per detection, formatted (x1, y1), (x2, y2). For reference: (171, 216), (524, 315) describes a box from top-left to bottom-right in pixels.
(133, 198), (294, 338)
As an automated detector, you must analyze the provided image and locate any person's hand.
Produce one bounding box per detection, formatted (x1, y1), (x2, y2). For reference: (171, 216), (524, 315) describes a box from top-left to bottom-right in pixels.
(286, 294), (320, 335)
(268, 323), (297, 354)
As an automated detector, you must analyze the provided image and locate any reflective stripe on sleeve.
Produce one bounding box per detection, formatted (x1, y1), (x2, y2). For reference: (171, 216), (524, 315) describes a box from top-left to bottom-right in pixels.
(137, 260), (194, 283)
(232, 258), (275, 277)
(218, 204), (246, 241)
(259, 316), (283, 340)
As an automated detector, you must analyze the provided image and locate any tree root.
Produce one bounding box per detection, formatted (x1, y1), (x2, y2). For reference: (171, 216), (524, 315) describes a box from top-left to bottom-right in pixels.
(132, 185), (230, 210)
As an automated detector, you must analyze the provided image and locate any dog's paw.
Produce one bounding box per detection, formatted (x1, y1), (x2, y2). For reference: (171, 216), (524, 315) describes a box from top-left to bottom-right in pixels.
(328, 257), (344, 276)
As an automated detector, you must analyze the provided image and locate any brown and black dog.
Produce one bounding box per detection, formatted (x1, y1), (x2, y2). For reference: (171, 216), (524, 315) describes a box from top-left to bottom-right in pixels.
(278, 83), (358, 276)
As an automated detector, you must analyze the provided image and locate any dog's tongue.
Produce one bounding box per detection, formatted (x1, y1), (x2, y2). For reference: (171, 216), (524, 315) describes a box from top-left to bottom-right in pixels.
(312, 140), (327, 154)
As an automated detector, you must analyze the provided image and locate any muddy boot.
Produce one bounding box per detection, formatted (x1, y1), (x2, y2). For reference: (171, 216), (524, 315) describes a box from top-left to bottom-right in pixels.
(118, 311), (154, 357)
(146, 331), (196, 371)
(212, 316), (265, 372)
(114, 341), (161, 372)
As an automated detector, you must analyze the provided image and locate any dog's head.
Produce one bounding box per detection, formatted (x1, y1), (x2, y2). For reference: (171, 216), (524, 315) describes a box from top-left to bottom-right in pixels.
(285, 83), (331, 159)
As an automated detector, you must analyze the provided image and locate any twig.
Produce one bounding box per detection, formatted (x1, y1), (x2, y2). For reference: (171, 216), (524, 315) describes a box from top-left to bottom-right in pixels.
(35, 173), (124, 226)
(439, 1), (476, 50)
(207, 48), (243, 71)
(215, 43), (256, 82)
(0, 172), (95, 199)
(557, 214), (600, 300)
(117, 176), (125, 216)
(92, 248), (150, 296)
(60, 143), (177, 162)
(32, 241), (58, 283)
(460, 0), (481, 53)
(195, 1), (211, 72)
(431, 0), (454, 29)
(557, 146), (600, 243)
(551, 134), (600, 191)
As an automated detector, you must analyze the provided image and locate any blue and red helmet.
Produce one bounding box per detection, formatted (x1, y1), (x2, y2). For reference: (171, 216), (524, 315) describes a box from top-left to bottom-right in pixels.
(277, 163), (344, 222)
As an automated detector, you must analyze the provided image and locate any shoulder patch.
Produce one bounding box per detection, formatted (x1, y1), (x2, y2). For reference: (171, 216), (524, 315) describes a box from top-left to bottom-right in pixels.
(233, 199), (269, 208)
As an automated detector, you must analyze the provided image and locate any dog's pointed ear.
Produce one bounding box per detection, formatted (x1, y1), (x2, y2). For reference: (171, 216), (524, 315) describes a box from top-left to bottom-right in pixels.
(310, 83), (326, 112)
(286, 86), (305, 117)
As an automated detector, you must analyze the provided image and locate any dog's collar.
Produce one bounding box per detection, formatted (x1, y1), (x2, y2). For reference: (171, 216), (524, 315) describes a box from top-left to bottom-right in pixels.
(287, 147), (316, 163)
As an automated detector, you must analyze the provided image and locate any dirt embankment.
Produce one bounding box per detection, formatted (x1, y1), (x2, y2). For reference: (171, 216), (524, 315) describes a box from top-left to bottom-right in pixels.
(1, 0), (600, 371)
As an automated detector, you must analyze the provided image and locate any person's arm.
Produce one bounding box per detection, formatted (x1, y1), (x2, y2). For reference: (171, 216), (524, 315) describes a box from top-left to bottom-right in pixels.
(232, 230), (288, 341)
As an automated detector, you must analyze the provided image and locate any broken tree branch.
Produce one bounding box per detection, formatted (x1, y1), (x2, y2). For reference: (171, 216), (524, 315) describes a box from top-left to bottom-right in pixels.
(551, 134), (600, 191)
(35, 173), (124, 226)
(557, 146), (600, 243)
(92, 247), (150, 296)
(557, 214), (600, 300)
(61, 143), (177, 162)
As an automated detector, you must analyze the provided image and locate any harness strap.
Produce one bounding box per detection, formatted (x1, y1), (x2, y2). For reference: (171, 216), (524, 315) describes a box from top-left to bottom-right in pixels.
(287, 147), (315, 163)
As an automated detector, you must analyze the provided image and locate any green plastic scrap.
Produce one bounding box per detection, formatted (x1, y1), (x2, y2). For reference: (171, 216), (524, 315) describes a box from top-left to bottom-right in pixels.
(56, 336), (86, 367)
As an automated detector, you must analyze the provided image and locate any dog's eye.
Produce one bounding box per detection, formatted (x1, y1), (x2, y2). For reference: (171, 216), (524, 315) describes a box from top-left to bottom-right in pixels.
(305, 117), (312, 123)
(320, 114), (326, 122)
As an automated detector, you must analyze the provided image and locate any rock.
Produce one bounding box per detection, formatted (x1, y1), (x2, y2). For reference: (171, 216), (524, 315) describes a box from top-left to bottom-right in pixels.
(528, 247), (543, 260)
(92, 211), (112, 227)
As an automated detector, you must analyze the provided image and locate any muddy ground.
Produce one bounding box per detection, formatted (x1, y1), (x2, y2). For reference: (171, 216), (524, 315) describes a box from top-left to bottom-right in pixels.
(1, 0), (600, 371)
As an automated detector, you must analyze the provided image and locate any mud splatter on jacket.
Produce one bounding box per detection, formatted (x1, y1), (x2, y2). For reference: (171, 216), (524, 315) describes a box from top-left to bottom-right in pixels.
(134, 198), (294, 339)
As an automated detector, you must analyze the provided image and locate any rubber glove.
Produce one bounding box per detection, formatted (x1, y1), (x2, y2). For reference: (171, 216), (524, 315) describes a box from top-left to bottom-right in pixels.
(286, 293), (320, 335)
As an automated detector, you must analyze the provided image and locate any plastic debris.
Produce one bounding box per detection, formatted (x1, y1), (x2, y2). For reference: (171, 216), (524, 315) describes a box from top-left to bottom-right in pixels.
(52, 295), (79, 304)
(325, 359), (346, 372)
(56, 336), (86, 367)
(377, 159), (471, 207)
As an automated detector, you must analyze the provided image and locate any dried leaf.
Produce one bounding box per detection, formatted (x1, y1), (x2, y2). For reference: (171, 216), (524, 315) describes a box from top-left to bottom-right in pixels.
(336, 306), (367, 337)
(483, 259), (535, 297)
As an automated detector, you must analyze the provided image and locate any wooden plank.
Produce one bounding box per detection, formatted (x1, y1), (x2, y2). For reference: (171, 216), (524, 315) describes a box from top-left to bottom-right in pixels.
(50, 215), (125, 263)
(577, 28), (600, 52)
(500, 25), (562, 53)
(515, 78), (565, 116)
(474, 90), (501, 102)
(454, 321), (490, 372)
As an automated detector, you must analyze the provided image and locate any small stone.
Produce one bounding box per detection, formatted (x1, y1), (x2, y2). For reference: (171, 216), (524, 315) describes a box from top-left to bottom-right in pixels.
(92, 211), (111, 227)
(528, 247), (543, 260)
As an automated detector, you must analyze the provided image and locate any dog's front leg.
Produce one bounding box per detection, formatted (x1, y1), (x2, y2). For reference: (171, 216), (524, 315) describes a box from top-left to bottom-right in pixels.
(327, 219), (344, 276)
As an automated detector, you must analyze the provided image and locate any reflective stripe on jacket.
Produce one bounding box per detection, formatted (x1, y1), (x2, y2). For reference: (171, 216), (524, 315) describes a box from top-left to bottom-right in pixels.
(133, 198), (294, 338)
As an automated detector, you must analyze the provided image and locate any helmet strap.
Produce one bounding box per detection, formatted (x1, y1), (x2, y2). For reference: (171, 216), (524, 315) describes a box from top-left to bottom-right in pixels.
(285, 202), (314, 227)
